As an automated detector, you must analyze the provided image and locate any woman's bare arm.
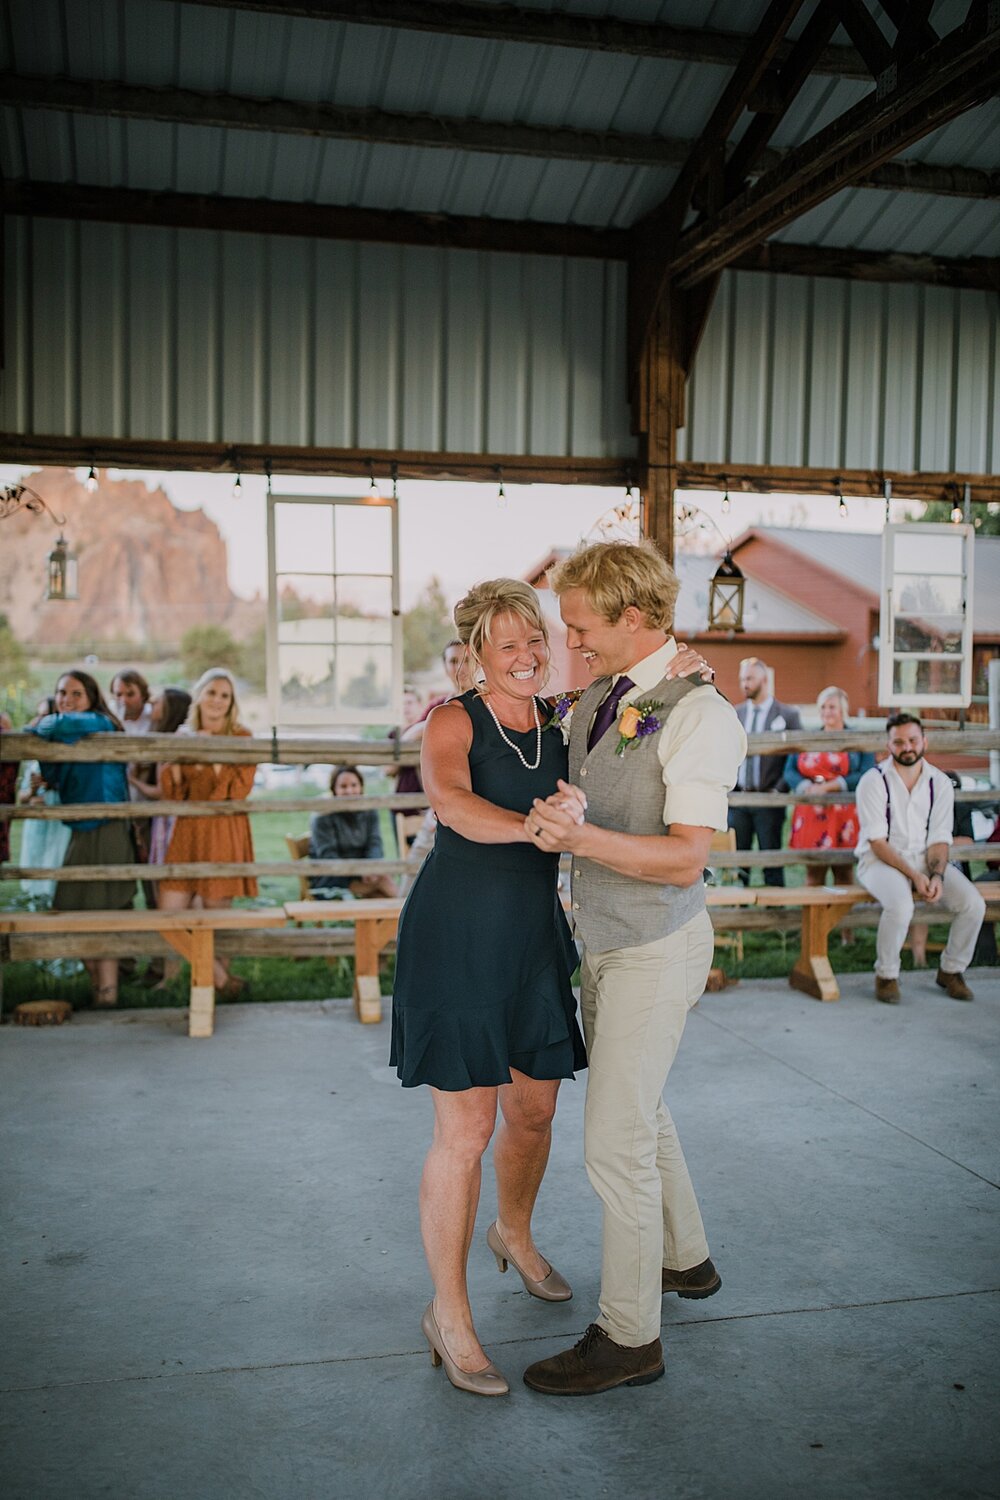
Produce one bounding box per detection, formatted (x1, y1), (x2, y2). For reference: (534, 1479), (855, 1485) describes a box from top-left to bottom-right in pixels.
(422, 701), (531, 845)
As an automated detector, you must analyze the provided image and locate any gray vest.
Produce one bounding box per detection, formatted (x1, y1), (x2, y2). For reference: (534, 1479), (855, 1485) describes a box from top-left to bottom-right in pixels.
(567, 673), (706, 953)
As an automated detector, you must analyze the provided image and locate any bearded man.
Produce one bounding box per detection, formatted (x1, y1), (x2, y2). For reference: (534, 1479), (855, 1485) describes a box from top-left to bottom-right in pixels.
(855, 712), (985, 1004)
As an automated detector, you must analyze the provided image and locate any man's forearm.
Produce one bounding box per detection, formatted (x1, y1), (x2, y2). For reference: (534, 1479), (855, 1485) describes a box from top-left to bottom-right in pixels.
(925, 842), (949, 878)
(868, 838), (922, 884)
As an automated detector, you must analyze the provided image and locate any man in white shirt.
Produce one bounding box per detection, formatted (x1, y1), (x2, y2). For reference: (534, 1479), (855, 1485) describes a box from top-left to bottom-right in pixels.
(855, 713), (985, 1004)
(521, 539), (745, 1396)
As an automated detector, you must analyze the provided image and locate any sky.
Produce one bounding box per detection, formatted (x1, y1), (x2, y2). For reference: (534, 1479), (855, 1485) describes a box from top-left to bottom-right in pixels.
(21, 466), (929, 615)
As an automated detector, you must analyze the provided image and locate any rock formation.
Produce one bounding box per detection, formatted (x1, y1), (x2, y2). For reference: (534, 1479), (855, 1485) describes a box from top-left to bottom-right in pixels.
(0, 468), (263, 648)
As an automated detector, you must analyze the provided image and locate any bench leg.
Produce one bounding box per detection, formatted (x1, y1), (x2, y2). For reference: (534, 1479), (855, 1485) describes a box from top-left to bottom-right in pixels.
(790, 906), (842, 1002)
(164, 929), (217, 1037)
(353, 917), (397, 1025)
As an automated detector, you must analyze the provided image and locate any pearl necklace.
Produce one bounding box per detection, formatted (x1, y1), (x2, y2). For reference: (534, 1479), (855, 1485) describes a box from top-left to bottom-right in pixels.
(484, 695), (542, 770)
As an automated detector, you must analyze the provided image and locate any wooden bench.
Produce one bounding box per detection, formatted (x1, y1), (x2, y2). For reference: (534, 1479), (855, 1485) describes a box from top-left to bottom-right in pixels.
(284, 899), (403, 1024)
(0, 908), (277, 1038)
(753, 881), (1000, 1002)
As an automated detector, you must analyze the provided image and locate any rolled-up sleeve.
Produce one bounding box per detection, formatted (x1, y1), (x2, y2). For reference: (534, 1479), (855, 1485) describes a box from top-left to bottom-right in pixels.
(928, 774), (954, 847)
(855, 768), (887, 843)
(658, 688), (747, 830)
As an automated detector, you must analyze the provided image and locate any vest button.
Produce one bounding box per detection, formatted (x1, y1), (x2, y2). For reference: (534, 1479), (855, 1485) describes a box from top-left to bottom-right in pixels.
(580, 767), (587, 777)
(572, 902), (580, 911)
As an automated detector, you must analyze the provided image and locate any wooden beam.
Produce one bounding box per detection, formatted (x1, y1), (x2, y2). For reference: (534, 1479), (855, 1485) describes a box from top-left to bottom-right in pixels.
(831, 0), (894, 78)
(668, 13), (1000, 288)
(2, 75), (993, 199)
(0, 73), (694, 170)
(676, 462), (1000, 507)
(731, 241), (1000, 292)
(2, 180), (628, 261)
(0, 431), (634, 485)
(179, 0), (871, 77)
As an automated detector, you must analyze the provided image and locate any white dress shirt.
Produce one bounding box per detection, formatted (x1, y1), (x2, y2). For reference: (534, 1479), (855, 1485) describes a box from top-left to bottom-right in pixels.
(855, 758), (954, 865)
(609, 640), (747, 831)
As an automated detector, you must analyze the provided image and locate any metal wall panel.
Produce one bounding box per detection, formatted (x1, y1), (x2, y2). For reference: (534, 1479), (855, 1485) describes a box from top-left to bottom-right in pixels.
(680, 271), (999, 475)
(1, 216), (634, 459)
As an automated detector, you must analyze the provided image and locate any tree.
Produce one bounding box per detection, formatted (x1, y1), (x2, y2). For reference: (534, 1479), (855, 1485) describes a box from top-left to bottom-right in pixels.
(240, 625), (267, 693)
(180, 623), (242, 683)
(911, 501), (1000, 534)
(402, 577), (453, 675)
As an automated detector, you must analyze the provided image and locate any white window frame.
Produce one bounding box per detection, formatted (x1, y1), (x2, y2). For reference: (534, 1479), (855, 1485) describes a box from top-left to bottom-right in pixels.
(266, 492), (401, 730)
(878, 522), (975, 709)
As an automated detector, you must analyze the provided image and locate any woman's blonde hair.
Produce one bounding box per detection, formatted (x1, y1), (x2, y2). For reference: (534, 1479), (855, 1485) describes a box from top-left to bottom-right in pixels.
(452, 579), (550, 693)
(187, 667), (243, 735)
(547, 538), (680, 630)
(817, 685), (850, 718)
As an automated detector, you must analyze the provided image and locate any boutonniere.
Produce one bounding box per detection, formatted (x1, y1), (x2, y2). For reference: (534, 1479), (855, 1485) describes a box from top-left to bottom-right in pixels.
(545, 689), (584, 745)
(614, 699), (663, 757)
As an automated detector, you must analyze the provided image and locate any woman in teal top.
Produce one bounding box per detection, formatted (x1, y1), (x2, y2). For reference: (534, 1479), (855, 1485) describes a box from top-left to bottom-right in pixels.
(30, 670), (137, 1006)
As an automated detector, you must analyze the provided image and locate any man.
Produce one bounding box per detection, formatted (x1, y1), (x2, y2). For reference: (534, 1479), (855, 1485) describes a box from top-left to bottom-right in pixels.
(522, 539), (745, 1397)
(729, 657), (801, 887)
(856, 713), (985, 1005)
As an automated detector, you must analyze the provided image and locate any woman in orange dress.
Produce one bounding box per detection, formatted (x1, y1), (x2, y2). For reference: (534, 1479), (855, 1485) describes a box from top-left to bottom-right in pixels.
(158, 668), (257, 997)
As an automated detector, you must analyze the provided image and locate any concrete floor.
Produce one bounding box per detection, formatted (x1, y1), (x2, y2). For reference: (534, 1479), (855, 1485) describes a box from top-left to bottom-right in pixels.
(1, 969), (998, 1500)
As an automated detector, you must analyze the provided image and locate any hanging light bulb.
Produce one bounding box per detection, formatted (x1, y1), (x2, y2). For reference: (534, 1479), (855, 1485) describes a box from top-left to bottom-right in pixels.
(950, 500), (963, 523)
(391, 462), (399, 502)
(232, 473), (243, 499)
(85, 466), (98, 494)
(721, 491), (731, 516)
(366, 463), (381, 504)
(497, 467), (506, 510)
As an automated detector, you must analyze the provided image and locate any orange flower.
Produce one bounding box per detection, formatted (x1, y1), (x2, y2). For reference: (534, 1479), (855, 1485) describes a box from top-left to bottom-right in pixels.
(618, 705), (641, 739)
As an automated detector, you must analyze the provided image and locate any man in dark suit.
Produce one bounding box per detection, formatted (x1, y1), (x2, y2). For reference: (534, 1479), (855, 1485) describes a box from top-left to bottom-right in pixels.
(728, 656), (801, 887)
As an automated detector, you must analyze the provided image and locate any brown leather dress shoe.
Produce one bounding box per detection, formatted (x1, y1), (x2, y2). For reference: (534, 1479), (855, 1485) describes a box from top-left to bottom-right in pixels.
(661, 1256), (721, 1299)
(875, 976), (901, 1004)
(936, 969), (974, 1001)
(522, 1323), (663, 1396)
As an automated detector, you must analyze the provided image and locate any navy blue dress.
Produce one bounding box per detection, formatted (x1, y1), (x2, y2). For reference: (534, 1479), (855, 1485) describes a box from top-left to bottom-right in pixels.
(390, 691), (586, 1091)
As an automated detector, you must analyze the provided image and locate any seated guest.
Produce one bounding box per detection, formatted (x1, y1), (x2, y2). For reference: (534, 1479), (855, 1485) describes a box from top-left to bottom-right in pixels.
(785, 686), (875, 887)
(309, 765), (397, 899)
(856, 713), (985, 1005)
(392, 685), (426, 796)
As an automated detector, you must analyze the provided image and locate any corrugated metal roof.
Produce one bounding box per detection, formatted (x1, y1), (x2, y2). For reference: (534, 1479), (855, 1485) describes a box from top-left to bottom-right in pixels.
(2, 0), (996, 251)
(737, 529), (1000, 633)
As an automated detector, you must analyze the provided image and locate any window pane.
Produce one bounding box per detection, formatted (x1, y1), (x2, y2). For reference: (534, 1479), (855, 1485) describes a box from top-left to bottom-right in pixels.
(274, 502), (334, 573)
(337, 645), (393, 713)
(894, 574), (963, 613)
(278, 643), (335, 704)
(892, 658), (963, 695)
(335, 574), (393, 627)
(277, 613), (335, 647)
(893, 532), (964, 575)
(335, 505), (393, 573)
(893, 616), (964, 654)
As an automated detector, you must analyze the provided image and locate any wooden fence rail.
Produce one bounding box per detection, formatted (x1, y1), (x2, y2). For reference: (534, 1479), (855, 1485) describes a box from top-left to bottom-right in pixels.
(4, 726), (999, 766)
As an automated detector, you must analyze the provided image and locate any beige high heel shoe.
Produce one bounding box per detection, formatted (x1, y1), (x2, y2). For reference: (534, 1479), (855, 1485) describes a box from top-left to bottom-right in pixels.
(421, 1303), (509, 1397)
(486, 1221), (572, 1302)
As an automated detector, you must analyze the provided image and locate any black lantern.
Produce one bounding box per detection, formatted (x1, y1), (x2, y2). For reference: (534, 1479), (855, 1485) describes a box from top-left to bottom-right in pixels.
(47, 535), (78, 601)
(708, 551), (745, 631)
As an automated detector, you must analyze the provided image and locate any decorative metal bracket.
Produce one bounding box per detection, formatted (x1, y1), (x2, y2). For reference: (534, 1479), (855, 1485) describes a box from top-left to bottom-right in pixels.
(0, 483), (67, 527)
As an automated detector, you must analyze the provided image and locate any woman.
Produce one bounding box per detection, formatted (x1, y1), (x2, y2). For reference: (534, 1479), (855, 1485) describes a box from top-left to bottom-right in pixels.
(17, 696), (72, 903)
(28, 671), (137, 1006)
(308, 765), (397, 899)
(158, 669), (256, 998)
(126, 687), (192, 986)
(390, 579), (708, 1397)
(785, 686), (876, 888)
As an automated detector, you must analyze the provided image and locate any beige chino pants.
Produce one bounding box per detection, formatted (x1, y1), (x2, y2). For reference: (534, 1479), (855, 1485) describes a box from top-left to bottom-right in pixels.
(580, 908), (715, 1348)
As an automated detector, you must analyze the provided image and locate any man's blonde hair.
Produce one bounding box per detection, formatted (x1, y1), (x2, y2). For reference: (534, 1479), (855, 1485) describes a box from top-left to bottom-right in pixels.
(453, 578), (551, 690)
(547, 539), (680, 630)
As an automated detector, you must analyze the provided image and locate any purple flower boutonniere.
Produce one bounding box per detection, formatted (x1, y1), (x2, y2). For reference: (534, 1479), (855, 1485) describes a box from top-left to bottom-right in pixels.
(614, 699), (663, 757)
(545, 689), (584, 745)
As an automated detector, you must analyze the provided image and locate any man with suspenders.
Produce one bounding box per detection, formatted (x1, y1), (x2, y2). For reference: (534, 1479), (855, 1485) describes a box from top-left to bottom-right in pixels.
(855, 713), (985, 1004)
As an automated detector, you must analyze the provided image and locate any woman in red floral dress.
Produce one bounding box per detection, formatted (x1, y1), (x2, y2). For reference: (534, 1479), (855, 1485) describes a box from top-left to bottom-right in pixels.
(785, 687), (876, 889)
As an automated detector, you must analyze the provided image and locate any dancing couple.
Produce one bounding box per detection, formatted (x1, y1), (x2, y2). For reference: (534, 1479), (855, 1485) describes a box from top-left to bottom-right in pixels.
(390, 539), (746, 1396)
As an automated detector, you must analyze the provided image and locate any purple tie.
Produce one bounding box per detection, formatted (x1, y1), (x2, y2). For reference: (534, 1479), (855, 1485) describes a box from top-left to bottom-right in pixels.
(588, 676), (634, 751)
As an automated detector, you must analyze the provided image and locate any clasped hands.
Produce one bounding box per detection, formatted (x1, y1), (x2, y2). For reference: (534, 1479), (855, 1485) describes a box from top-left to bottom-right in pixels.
(525, 779), (589, 852)
(912, 869), (943, 903)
